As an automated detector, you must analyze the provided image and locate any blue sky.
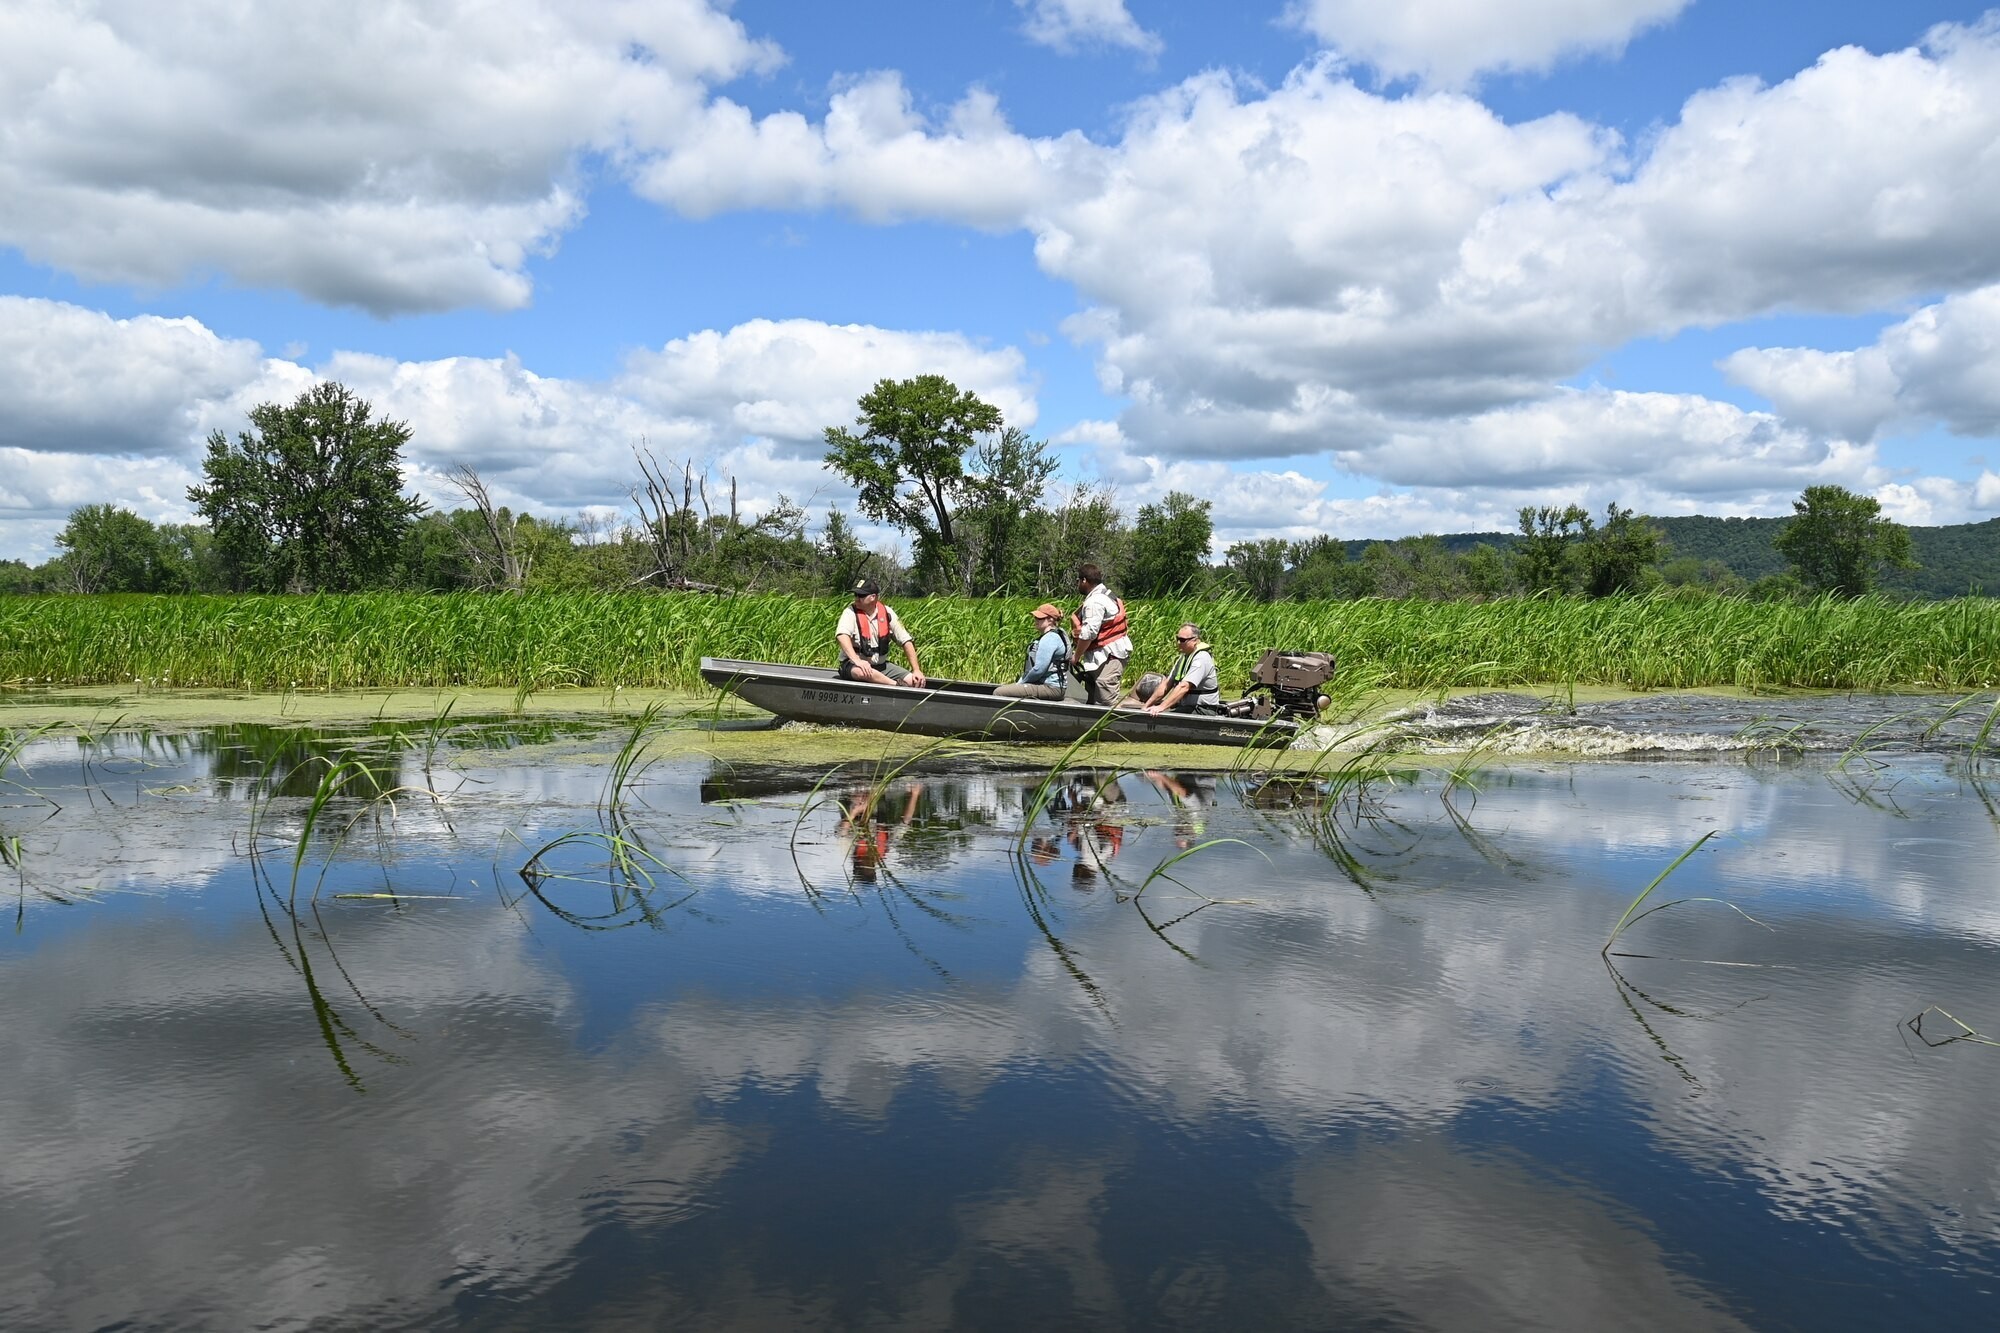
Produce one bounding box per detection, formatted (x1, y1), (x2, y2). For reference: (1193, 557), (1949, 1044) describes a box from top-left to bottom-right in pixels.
(3, 0), (1999, 560)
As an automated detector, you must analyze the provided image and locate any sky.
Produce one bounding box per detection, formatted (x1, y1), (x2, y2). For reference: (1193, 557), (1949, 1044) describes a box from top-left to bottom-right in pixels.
(4, 0), (2000, 562)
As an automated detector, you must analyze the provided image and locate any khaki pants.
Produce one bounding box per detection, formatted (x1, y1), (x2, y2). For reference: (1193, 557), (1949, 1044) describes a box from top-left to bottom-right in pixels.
(994, 681), (1065, 700)
(1076, 654), (1126, 706)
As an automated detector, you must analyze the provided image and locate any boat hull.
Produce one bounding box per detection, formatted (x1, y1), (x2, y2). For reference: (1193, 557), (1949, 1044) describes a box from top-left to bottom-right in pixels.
(699, 657), (1298, 748)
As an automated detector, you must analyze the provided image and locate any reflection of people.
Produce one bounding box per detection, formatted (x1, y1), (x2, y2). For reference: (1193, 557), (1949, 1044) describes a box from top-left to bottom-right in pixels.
(1070, 564), (1132, 706)
(836, 578), (928, 688)
(1129, 624), (1224, 714)
(1056, 773), (1126, 887)
(1145, 770), (1211, 847)
(838, 782), (925, 883)
(995, 603), (1070, 700)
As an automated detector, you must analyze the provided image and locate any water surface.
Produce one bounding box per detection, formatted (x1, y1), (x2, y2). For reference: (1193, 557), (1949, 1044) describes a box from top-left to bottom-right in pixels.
(3, 708), (1999, 1330)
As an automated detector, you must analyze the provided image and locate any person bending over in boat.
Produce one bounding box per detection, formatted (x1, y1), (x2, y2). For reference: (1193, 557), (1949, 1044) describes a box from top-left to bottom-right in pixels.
(836, 578), (928, 688)
(1070, 563), (1132, 705)
(1128, 624), (1225, 715)
(994, 603), (1070, 700)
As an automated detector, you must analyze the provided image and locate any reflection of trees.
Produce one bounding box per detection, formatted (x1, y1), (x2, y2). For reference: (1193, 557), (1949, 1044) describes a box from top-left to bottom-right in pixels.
(194, 722), (407, 800)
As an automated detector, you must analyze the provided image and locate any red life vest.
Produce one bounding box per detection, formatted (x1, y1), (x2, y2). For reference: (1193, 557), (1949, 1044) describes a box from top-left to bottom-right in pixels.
(1070, 593), (1127, 645)
(851, 604), (894, 659)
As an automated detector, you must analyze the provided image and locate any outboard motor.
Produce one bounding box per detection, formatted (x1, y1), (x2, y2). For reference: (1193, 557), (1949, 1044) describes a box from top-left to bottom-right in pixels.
(1239, 650), (1337, 721)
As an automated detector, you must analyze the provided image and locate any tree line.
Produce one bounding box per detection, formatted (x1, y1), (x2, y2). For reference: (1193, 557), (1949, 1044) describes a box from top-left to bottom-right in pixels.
(0, 377), (1928, 601)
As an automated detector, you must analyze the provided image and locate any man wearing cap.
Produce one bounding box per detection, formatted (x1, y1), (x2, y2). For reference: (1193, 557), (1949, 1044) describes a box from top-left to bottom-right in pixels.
(995, 603), (1070, 700)
(1070, 563), (1132, 706)
(836, 578), (928, 688)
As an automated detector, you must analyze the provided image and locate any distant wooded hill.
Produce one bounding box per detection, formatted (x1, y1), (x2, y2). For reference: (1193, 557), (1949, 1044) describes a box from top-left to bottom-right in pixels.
(1345, 516), (2000, 599)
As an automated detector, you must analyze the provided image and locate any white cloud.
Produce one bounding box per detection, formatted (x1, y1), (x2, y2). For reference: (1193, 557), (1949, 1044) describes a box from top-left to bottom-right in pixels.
(1723, 284), (2000, 443)
(1018, 0), (1162, 57)
(634, 74), (1099, 228)
(639, 20), (2000, 472)
(0, 301), (1040, 559)
(0, 0), (780, 313)
(1285, 0), (1691, 87)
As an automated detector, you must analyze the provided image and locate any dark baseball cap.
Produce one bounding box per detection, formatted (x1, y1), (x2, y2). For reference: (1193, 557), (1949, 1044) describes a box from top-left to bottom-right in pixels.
(850, 578), (880, 597)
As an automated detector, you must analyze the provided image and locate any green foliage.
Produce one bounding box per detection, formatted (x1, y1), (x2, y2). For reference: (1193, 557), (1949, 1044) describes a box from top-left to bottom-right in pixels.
(1515, 504), (1591, 594)
(1772, 485), (1917, 597)
(53, 505), (178, 593)
(188, 382), (424, 592)
(822, 374), (1006, 592)
(1225, 538), (1289, 601)
(8, 590), (2000, 693)
(1580, 503), (1665, 597)
(1013, 484), (1127, 597)
(1361, 536), (1468, 599)
(955, 425), (1060, 594)
(1127, 491), (1214, 595)
(1286, 536), (1374, 600)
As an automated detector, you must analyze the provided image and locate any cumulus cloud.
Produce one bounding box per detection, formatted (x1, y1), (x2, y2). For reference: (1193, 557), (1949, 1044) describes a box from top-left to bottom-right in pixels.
(1285, 0), (1691, 87)
(639, 20), (2000, 471)
(0, 301), (1040, 558)
(0, 0), (780, 313)
(633, 74), (1099, 228)
(1723, 284), (2000, 443)
(1017, 0), (1162, 57)
(0, 298), (305, 456)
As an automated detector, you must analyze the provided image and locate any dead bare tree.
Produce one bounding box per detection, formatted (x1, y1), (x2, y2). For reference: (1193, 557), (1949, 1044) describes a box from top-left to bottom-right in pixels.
(443, 464), (530, 589)
(628, 445), (727, 592)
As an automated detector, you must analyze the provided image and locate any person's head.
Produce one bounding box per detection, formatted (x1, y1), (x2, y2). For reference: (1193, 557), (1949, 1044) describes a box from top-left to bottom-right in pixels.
(1175, 623), (1202, 650)
(849, 576), (880, 611)
(1030, 602), (1063, 632)
(1075, 562), (1103, 590)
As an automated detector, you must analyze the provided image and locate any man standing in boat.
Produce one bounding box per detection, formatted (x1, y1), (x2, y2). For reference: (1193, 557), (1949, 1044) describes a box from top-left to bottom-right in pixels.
(995, 603), (1070, 700)
(1070, 563), (1132, 705)
(836, 578), (928, 688)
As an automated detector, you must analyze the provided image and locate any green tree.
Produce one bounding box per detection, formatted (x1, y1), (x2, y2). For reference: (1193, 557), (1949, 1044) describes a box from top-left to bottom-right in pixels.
(1461, 542), (1513, 598)
(1127, 491), (1213, 595)
(1772, 485), (1917, 596)
(1286, 535), (1374, 600)
(1019, 484), (1126, 596)
(52, 504), (174, 593)
(189, 382), (424, 591)
(958, 426), (1060, 594)
(822, 375), (1005, 592)
(817, 509), (874, 594)
(1362, 535), (1466, 600)
(1515, 504), (1592, 594)
(1579, 503), (1665, 597)
(1226, 537), (1290, 601)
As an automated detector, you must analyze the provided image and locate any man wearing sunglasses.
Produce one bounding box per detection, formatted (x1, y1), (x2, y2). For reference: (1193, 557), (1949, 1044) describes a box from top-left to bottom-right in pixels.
(1130, 623), (1223, 715)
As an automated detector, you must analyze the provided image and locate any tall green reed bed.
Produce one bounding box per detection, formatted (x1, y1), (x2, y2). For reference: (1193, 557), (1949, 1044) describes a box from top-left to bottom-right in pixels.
(5, 590), (2000, 692)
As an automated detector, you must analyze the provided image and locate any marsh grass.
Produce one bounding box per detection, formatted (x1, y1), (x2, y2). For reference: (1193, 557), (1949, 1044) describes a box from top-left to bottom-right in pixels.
(9, 589), (2000, 693)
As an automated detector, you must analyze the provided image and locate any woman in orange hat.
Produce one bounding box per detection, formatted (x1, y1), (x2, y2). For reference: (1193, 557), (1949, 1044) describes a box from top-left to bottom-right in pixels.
(994, 603), (1071, 700)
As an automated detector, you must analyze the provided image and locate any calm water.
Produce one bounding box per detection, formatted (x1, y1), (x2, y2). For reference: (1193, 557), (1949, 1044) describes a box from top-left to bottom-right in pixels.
(4, 702), (2000, 1330)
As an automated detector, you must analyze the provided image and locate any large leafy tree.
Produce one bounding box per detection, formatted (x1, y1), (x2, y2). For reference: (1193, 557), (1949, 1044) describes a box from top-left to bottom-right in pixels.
(1772, 484), (1916, 596)
(53, 504), (174, 593)
(1127, 491), (1213, 595)
(189, 382), (424, 592)
(1514, 504), (1592, 594)
(1580, 503), (1665, 596)
(823, 375), (1005, 591)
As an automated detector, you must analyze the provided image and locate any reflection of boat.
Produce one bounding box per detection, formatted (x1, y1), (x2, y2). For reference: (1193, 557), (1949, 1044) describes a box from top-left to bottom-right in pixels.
(699, 657), (1300, 748)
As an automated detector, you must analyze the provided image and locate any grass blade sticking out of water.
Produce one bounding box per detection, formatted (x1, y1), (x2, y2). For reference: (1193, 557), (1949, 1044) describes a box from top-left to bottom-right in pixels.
(515, 829), (692, 930)
(1906, 1004), (2000, 1049)
(1600, 830), (1775, 962)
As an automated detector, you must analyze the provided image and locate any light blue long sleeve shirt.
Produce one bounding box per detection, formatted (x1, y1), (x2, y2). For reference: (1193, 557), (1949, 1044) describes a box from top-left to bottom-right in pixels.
(1021, 629), (1068, 685)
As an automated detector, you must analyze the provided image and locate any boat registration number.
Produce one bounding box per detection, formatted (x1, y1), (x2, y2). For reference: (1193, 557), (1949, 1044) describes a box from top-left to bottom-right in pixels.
(802, 689), (861, 703)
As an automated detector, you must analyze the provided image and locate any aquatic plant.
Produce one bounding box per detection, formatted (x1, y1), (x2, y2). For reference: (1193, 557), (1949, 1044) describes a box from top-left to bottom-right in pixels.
(1600, 830), (1773, 959)
(7, 588), (2000, 692)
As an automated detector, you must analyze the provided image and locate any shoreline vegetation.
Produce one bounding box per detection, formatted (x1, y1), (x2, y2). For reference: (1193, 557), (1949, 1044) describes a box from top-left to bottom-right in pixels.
(5, 590), (2000, 694)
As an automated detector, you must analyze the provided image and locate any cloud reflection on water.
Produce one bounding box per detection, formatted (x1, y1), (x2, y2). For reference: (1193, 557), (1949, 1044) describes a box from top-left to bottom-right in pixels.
(3, 730), (2000, 1327)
